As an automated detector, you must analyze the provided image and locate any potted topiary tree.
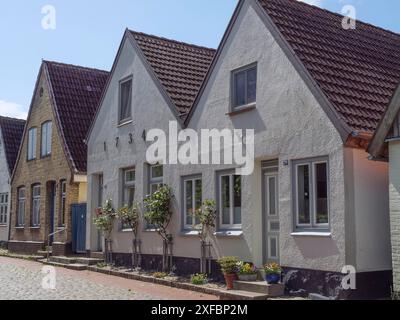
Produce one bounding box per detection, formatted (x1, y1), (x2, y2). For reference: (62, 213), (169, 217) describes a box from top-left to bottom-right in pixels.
(144, 185), (174, 273)
(217, 256), (239, 290)
(93, 199), (116, 264)
(117, 202), (141, 271)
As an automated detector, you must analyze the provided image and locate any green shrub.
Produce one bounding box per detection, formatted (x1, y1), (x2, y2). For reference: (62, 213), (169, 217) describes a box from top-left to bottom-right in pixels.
(217, 256), (239, 274)
(191, 273), (208, 285)
(153, 272), (168, 279)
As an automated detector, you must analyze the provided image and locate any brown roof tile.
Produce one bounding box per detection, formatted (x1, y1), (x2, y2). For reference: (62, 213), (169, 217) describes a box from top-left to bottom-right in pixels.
(258, 0), (400, 133)
(44, 61), (109, 173)
(0, 116), (26, 174)
(130, 31), (216, 117)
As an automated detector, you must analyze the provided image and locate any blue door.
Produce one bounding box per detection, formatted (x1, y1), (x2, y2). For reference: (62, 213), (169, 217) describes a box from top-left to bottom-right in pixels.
(72, 204), (87, 253)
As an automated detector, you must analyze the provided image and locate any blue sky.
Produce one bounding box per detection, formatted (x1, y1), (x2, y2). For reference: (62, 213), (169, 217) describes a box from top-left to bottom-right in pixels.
(0, 0), (399, 119)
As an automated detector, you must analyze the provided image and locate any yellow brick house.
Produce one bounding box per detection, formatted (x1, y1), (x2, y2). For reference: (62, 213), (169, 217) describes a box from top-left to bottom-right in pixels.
(9, 60), (108, 255)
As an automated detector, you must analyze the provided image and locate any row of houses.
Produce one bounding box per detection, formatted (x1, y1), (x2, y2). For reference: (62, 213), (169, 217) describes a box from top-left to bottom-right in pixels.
(1, 0), (400, 299)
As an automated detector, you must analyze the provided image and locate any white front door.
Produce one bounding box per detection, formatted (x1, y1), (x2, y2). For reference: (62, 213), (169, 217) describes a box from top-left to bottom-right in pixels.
(263, 163), (280, 264)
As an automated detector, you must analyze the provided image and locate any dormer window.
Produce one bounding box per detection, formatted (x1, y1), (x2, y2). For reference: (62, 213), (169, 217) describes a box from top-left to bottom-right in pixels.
(119, 77), (133, 124)
(231, 63), (257, 111)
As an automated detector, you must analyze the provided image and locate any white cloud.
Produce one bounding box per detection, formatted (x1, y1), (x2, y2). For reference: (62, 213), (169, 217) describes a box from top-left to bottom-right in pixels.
(0, 100), (28, 120)
(298, 0), (324, 6)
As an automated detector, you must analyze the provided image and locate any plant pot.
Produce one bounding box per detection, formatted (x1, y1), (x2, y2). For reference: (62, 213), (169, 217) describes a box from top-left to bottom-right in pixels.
(238, 274), (258, 282)
(265, 273), (280, 284)
(224, 273), (238, 290)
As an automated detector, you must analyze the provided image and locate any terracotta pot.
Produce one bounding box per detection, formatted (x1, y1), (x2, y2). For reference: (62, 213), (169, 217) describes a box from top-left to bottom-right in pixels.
(224, 273), (238, 290)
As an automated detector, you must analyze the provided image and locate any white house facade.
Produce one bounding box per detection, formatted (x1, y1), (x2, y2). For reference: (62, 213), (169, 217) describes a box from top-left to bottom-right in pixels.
(86, 0), (399, 298)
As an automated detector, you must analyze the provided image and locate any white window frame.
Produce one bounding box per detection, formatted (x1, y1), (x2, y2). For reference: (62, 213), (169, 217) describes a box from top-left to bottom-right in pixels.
(122, 168), (136, 207)
(149, 164), (163, 193)
(41, 121), (52, 157)
(293, 158), (330, 231)
(218, 173), (242, 230)
(0, 193), (8, 225)
(31, 185), (41, 227)
(183, 176), (202, 230)
(119, 76), (133, 124)
(17, 187), (26, 227)
(27, 127), (37, 160)
(231, 63), (257, 111)
(268, 235), (279, 260)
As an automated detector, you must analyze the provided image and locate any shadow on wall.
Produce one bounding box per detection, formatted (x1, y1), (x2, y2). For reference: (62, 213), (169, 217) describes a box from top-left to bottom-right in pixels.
(294, 237), (340, 259)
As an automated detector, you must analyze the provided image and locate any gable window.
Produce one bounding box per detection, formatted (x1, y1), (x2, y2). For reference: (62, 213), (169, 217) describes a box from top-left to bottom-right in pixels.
(59, 180), (66, 226)
(41, 121), (52, 157)
(293, 158), (329, 230)
(17, 187), (26, 227)
(183, 176), (202, 230)
(232, 64), (257, 110)
(218, 172), (242, 229)
(0, 193), (8, 225)
(27, 128), (37, 160)
(119, 77), (133, 123)
(31, 185), (41, 227)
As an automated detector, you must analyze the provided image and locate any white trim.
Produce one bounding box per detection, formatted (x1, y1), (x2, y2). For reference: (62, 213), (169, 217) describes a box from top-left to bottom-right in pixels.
(291, 232), (332, 238)
(295, 163), (312, 227)
(268, 235), (279, 260)
(219, 173), (242, 230)
(312, 161), (329, 228)
(266, 175), (278, 216)
(183, 177), (202, 230)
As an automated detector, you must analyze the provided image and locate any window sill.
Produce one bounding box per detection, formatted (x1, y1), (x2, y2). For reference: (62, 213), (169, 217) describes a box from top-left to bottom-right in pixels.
(14, 226), (25, 230)
(214, 230), (243, 238)
(40, 154), (51, 159)
(121, 228), (133, 233)
(226, 104), (256, 117)
(291, 232), (331, 238)
(0, 224), (7, 228)
(180, 230), (200, 237)
(143, 229), (157, 233)
(118, 120), (133, 128)
(30, 226), (41, 230)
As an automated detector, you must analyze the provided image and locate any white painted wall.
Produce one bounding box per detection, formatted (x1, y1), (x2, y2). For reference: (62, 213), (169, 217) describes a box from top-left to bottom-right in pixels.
(345, 148), (391, 272)
(0, 128), (11, 244)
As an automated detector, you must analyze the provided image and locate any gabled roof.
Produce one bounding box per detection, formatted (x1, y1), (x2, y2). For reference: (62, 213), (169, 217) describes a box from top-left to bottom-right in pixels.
(44, 61), (109, 173)
(0, 116), (26, 174)
(257, 0), (400, 134)
(130, 31), (216, 117)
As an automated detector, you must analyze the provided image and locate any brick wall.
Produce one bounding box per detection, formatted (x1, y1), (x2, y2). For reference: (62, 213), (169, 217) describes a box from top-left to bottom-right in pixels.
(9, 70), (80, 252)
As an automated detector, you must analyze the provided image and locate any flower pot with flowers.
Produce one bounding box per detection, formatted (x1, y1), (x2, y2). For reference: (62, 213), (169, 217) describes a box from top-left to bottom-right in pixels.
(237, 261), (258, 281)
(264, 263), (282, 284)
(217, 256), (239, 290)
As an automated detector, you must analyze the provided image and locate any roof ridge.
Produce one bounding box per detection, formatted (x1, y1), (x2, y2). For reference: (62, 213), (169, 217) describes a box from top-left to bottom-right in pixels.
(0, 115), (26, 122)
(282, 0), (400, 39)
(43, 60), (109, 74)
(129, 29), (217, 53)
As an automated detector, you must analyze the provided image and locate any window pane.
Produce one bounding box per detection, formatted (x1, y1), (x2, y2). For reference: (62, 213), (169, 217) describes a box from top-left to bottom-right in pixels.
(247, 67), (257, 104)
(185, 180), (193, 226)
(297, 164), (311, 224)
(233, 175), (242, 224)
(268, 177), (276, 216)
(47, 122), (52, 154)
(269, 237), (278, 258)
(120, 79), (132, 121)
(315, 163), (328, 224)
(234, 71), (246, 107)
(221, 176), (230, 225)
(150, 183), (159, 194)
(125, 170), (135, 183)
(151, 165), (163, 179)
(41, 124), (47, 155)
(195, 179), (202, 225)
(125, 187), (135, 207)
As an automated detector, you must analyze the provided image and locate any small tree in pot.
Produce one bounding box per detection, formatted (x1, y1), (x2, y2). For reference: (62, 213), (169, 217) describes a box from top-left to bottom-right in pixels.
(117, 202), (141, 271)
(217, 256), (239, 290)
(93, 199), (116, 264)
(144, 185), (174, 273)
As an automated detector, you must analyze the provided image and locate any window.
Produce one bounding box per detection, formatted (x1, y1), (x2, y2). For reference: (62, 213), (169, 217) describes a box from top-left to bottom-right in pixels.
(218, 172), (242, 229)
(41, 121), (52, 157)
(31, 185), (41, 227)
(59, 180), (66, 226)
(27, 128), (37, 160)
(232, 64), (257, 110)
(146, 164), (163, 230)
(17, 188), (26, 227)
(0, 193), (8, 225)
(183, 176), (202, 229)
(122, 169), (135, 207)
(119, 77), (132, 123)
(294, 158), (329, 230)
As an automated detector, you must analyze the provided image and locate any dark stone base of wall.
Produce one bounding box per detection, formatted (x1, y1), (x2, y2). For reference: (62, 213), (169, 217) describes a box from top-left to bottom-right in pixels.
(8, 241), (44, 254)
(112, 252), (223, 281)
(52, 242), (72, 256)
(0, 241), (7, 249)
(282, 267), (393, 300)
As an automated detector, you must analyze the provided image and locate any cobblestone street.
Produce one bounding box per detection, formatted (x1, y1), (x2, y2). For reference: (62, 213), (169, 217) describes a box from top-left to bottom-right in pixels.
(0, 256), (218, 300)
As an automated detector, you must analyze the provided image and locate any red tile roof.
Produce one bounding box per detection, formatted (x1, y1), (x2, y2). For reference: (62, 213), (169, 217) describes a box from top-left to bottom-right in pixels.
(130, 31), (216, 117)
(258, 0), (400, 133)
(0, 116), (26, 174)
(44, 61), (109, 173)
